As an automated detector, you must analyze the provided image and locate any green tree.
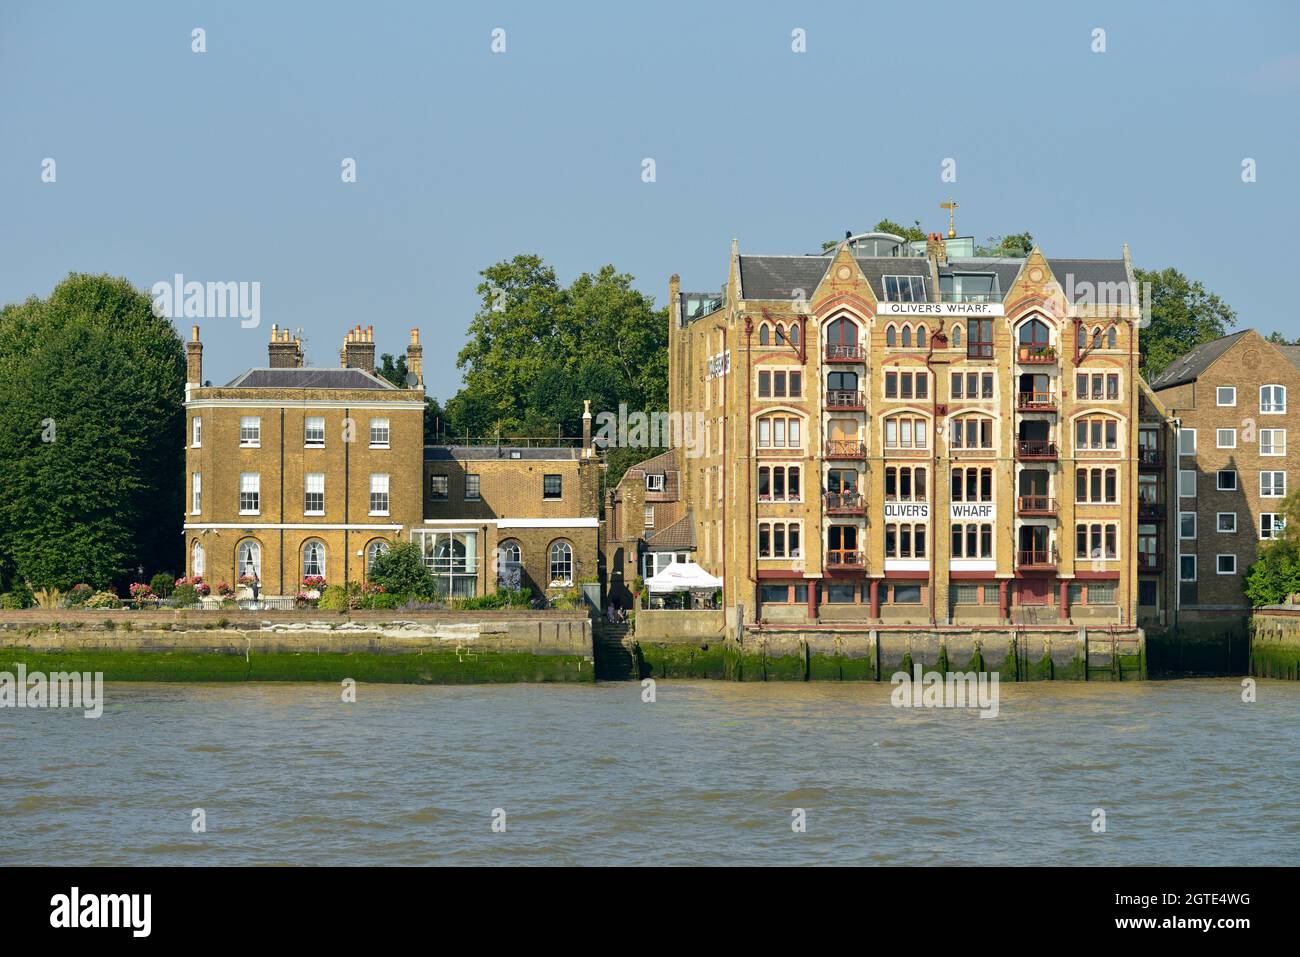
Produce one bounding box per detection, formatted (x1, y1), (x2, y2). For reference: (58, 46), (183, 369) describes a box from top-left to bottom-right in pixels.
(376, 352), (408, 387)
(0, 274), (185, 590)
(445, 256), (667, 439)
(1266, 331), (1299, 346)
(1244, 540), (1300, 607)
(975, 232), (1034, 257)
(367, 540), (438, 600)
(1135, 267), (1237, 379)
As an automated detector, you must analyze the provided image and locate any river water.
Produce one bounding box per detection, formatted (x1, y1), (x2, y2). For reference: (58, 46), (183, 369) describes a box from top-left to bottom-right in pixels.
(2, 678), (1297, 866)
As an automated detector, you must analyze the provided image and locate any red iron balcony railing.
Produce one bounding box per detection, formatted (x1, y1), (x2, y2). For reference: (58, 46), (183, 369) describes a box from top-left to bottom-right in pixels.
(825, 344), (864, 362)
(825, 440), (866, 459)
(1016, 549), (1054, 569)
(1016, 439), (1058, 461)
(825, 492), (865, 515)
(826, 548), (865, 569)
(1016, 391), (1057, 412)
(826, 389), (864, 409)
(1017, 496), (1058, 516)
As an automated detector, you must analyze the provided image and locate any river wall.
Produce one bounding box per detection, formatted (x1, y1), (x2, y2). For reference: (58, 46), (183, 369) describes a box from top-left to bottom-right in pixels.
(1250, 605), (1300, 679)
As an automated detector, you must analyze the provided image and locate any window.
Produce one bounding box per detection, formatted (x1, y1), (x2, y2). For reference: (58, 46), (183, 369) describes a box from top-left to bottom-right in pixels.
(757, 414), (803, 449)
(239, 473), (260, 514)
(891, 585), (922, 604)
(1075, 522), (1119, 559)
(1179, 554), (1197, 582)
(1139, 580), (1158, 606)
(1261, 514), (1287, 540)
(646, 473), (665, 492)
(236, 539), (260, 578)
(464, 474), (480, 501)
(757, 521), (801, 558)
(1217, 554), (1237, 575)
(951, 325), (962, 348)
(967, 319), (994, 359)
(239, 416), (261, 447)
(884, 369), (927, 400)
(1261, 471), (1287, 498)
(827, 370), (860, 404)
(191, 540), (205, 577)
(366, 540), (390, 572)
(1075, 467), (1119, 503)
(952, 583), (982, 604)
(543, 474), (563, 499)
(191, 473), (201, 514)
(644, 505), (655, 528)
(884, 414), (929, 449)
(884, 523), (927, 558)
(950, 523), (994, 558)
(883, 275), (926, 302)
(545, 540), (573, 585)
(1217, 386), (1236, 406)
(430, 474), (449, 500)
(1018, 318), (1051, 352)
(950, 371), (993, 400)
(413, 530), (480, 599)
(757, 368), (802, 399)
(1179, 469), (1196, 498)
(951, 467), (993, 502)
(302, 540), (326, 579)
(1216, 468), (1238, 491)
(305, 416), (325, 447)
(1261, 384), (1287, 414)
(759, 324), (770, 346)
(1178, 428), (1196, 456)
(191, 417), (202, 447)
(758, 464), (801, 502)
(369, 474), (389, 515)
(1179, 511), (1197, 539)
(1216, 428), (1236, 449)
(496, 540), (521, 586)
(1217, 512), (1237, 533)
(1075, 416), (1119, 452)
(369, 418), (390, 447)
(884, 466), (927, 501)
(949, 415), (993, 450)
(886, 325), (897, 348)
(902, 326), (912, 348)
(1091, 581), (1118, 604)
(760, 583), (808, 605)
(304, 473), (324, 515)
(1106, 327), (1118, 349)
(1261, 429), (1286, 456)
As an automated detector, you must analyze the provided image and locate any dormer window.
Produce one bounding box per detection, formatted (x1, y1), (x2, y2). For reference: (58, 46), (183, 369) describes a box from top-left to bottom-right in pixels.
(646, 473), (665, 492)
(883, 275), (926, 302)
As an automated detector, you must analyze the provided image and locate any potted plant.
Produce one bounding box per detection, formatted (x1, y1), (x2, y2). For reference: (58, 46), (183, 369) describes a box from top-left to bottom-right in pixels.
(301, 575), (326, 600)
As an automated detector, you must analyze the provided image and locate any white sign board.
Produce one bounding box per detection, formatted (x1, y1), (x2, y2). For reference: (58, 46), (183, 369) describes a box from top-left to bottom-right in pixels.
(876, 302), (1004, 317)
(707, 350), (730, 380)
(950, 502), (996, 521)
(883, 501), (930, 521)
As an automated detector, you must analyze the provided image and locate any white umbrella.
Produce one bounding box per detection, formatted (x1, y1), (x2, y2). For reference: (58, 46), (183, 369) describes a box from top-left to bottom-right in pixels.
(646, 561), (723, 594)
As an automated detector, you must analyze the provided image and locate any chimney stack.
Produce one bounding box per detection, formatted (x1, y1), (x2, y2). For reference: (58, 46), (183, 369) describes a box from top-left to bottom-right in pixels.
(925, 232), (948, 268)
(342, 324), (376, 372)
(582, 399), (592, 456)
(406, 328), (423, 388)
(187, 324), (203, 385)
(268, 324), (304, 368)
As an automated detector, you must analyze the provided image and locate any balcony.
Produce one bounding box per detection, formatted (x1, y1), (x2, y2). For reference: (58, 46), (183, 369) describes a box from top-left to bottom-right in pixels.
(1138, 501), (1166, 521)
(1017, 345), (1058, 364)
(825, 344), (864, 363)
(825, 492), (865, 516)
(826, 389), (864, 410)
(1137, 551), (1164, 573)
(1016, 439), (1058, 462)
(966, 343), (994, 360)
(1016, 549), (1055, 570)
(1138, 448), (1165, 470)
(1016, 391), (1057, 413)
(825, 440), (865, 459)
(826, 548), (865, 570)
(1017, 496), (1058, 517)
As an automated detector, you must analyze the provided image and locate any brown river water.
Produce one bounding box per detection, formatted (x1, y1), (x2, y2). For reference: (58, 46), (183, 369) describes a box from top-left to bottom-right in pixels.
(2, 678), (1297, 865)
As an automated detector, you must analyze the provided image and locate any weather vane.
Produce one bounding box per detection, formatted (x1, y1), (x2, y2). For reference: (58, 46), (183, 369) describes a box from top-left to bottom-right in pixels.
(940, 199), (959, 239)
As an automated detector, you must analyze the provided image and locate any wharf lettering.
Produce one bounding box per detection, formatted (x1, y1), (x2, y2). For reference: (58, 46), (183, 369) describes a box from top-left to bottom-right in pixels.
(950, 502), (995, 520)
(883, 502), (929, 520)
(876, 302), (1005, 317)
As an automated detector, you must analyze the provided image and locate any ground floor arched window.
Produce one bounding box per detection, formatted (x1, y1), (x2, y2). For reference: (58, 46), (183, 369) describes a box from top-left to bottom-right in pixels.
(191, 540), (205, 577)
(549, 540), (574, 586)
(236, 539), (261, 579)
(302, 540), (326, 580)
(365, 539), (389, 573)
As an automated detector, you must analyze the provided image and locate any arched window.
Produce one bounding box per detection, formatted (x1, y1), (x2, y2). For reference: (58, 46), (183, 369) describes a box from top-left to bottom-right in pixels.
(886, 325), (896, 348)
(365, 539), (389, 572)
(917, 324), (927, 347)
(775, 323), (786, 343)
(902, 325), (912, 348)
(826, 317), (857, 348)
(1019, 317), (1051, 347)
(789, 323), (800, 346)
(1261, 384), (1287, 413)
(1106, 326), (1117, 349)
(951, 325), (962, 348)
(191, 540), (205, 577)
(759, 323), (770, 346)
(236, 539), (261, 579)
(949, 414), (995, 450)
(498, 539), (522, 587)
(549, 540), (574, 586)
(302, 540), (326, 580)
(756, 413), (804, 449)
(1091, 326), (1102, 348)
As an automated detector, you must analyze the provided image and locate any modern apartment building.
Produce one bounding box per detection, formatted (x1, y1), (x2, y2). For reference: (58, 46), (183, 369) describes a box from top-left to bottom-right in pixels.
(1148, 329), (1300, 623)
(667, 229), (1143, 632)
(183, 324), (426, 595)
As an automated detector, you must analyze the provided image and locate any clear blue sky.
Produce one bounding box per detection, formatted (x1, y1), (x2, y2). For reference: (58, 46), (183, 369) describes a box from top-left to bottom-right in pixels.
(2, 1), (1297, 399)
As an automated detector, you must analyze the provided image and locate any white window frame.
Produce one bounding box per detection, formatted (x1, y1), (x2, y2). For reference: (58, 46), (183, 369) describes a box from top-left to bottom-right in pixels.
(369, 473), (390, 516)
(1179, 511), (1197, 540)
(1260, 429), (1286, 457)
(1216, 386), (1236, 406)
(1216, 512), (1236, 533)
(192, 540), (205, 577)
(1178, 469), (1196, 498)
(304, 416), (325, 448)
(191, 416), (202, 448)
(1178, 427), (1196, 456)
(1216, 554), (1237, 576)
(369, 417), (390, 449)
(239, 472), (260, 515)
(1216, 428), (1236, 449)
(1261, 470), (1287, 498)
(1261, 513), (1287, 540)
(191, 472), (201, 514)
(1216, 469), (1237, 491)
(644, 505), (654, 528)
(1261, 384), (1287, 414)
(304, 473), (325, 516)
(1179, 554), (1197, 582)
(646, 473), (665, 492)
(239, 416), (261, 448)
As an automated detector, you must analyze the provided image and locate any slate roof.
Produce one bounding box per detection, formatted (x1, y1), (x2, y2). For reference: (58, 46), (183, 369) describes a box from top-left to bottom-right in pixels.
(224, 367), (398, 390)
(1275, 345), (1300, 371)
(625, 448), (678, 475)
(424, 446), (584, 461)
(646, 510), (696, 551)
(738, 256), (834, 301)
(1045, 259), (1133, 305)
(1147, 331), (1252, 390)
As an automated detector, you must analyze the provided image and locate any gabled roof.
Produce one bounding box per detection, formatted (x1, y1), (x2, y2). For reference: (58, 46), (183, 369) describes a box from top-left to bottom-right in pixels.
(224, 367), (398, 390)
(737, 256), (834, 301)
(1147, 331), (1252, 390)
(1045, 259), (1133, 305)
(626, 448), (679, 474)
(646, 510), (695, 551)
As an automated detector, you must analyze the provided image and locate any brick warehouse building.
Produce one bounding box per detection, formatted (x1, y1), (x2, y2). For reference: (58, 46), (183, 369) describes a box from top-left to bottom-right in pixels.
(1148, 329), (1300, 625)
(666, 229), (1143, 631)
